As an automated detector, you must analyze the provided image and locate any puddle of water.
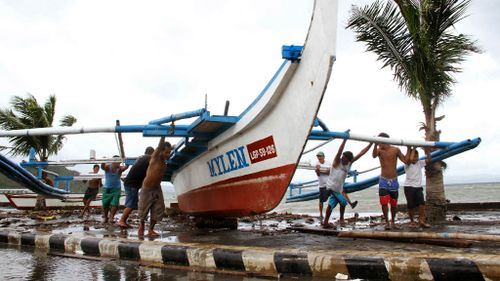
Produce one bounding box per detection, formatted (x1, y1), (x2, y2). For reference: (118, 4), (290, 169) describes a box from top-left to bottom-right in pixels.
(0, 244), (350, 281)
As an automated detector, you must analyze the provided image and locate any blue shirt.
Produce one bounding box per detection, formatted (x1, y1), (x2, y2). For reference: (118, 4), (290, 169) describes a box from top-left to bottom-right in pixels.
(104, 167), (122, 189)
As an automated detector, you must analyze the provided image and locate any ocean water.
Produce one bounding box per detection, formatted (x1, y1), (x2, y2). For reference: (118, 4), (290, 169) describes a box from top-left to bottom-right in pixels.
(274, 182), (500, 217)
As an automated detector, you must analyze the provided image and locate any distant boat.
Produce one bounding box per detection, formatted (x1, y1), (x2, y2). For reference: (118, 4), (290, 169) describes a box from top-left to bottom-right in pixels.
(3, 192), (123, 210)
(0, 189), (30, 207)
(1, 185), (177, 210)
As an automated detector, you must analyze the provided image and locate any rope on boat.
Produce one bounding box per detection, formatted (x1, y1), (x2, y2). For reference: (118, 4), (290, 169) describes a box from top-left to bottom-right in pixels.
(302, 137), (334, 155)
(351, 165), (380, 176)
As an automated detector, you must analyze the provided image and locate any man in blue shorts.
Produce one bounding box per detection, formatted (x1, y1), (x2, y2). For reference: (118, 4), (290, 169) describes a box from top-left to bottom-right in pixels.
(117, 146), (154, 229)
(323, 139), (372, 227)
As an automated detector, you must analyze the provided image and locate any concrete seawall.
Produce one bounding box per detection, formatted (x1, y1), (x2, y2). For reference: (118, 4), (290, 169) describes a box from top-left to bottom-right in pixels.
(1, 230), (499, 280)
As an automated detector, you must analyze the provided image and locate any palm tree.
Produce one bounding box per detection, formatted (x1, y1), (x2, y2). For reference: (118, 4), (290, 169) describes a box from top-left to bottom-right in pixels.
(347, 0), (479, 221)
(0, 94), (77, 210)
(0, 94), (77, 161)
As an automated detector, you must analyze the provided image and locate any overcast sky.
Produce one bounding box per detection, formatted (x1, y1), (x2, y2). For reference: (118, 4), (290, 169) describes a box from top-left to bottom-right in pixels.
(0, 0), (498, 184)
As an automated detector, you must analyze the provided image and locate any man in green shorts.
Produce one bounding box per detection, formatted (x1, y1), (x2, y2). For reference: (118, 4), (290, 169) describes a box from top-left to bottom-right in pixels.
(101, 156), (129, 223)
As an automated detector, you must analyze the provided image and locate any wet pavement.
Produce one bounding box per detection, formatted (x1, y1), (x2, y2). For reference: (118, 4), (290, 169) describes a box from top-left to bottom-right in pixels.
(1, 208), (499, 255)
(1, 207), (500, 280)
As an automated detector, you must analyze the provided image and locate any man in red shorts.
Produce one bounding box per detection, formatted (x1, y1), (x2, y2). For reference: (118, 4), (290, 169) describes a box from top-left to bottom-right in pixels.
(372, 133), (407, 229)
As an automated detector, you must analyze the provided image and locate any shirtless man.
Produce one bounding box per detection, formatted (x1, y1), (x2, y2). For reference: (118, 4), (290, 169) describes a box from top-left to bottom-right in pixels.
(41, 171), (55, 187)
(81, 164), (103, 218)
(138, 137), (172, 238)
(372, 132), (407, 229)
(36, 171), (54, 210)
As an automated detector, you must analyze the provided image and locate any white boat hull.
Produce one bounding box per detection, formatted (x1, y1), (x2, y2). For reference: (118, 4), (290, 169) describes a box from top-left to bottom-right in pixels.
(172, 0), (338, 217)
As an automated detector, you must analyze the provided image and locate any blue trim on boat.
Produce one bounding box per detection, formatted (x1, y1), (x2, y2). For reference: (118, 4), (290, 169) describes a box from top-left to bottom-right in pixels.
(0, 154), (68, 198)
(238, 60), (290, 120)
(282, 45), (303, 61)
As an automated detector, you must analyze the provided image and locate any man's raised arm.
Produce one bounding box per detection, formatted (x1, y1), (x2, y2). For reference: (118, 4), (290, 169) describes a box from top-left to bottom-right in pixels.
(333, 138), (347, 166)
(352, 142), (373, 163)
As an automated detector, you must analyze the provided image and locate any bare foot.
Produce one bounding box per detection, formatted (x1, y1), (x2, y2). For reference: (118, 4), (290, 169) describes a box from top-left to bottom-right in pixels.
(322, 223), (336, 229)
(137, 226), (144, 238)
(147, 231), (160, 238)
(384, 223), (392, 230)
(391, 223), (400, 229)
(117, 221), (131, 229)
(409, 222), (418, 228)
(419, 222), (431, 228)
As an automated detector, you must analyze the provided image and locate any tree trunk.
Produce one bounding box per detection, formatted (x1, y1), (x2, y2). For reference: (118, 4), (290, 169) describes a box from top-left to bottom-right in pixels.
(424, 106), (447, 222)
(425, 161), (447, 222)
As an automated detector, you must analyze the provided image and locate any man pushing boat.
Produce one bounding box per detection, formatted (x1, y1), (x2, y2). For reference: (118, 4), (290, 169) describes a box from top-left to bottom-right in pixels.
(138, 136), (172, 238)
(322, 139), (372, 227)
(118, 146), (155, 229)
(372, 132), (407, 230)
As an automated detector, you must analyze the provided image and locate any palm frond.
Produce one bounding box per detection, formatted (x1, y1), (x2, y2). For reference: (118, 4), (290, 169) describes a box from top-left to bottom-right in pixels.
(0, 94), (78, 159)
(347, 0), (414, 95)
(0, 109), (26, 130)
(43, 94), (56, 126)
(348, 0), (479, 109)
(60, 115), (77, 127)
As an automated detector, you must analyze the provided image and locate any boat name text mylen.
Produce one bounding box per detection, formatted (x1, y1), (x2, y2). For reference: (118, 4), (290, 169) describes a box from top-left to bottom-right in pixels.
(207, 136), (277, 177)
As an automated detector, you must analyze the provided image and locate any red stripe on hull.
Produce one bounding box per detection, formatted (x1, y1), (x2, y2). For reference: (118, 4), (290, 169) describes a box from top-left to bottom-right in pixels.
(177, 164), (296, 217)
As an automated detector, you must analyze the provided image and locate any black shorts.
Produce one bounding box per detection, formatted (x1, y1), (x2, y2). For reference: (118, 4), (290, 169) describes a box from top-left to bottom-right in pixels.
(83, 188), (99, 201)
(404, 186), (425, 209)
(319, 187), (332, 203)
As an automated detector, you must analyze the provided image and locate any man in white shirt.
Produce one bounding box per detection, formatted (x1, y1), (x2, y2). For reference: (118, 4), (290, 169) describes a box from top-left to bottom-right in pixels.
(403, 146), (431, 228)
(323, 139), (372, 227)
